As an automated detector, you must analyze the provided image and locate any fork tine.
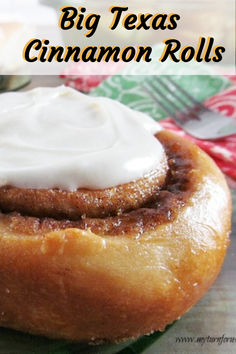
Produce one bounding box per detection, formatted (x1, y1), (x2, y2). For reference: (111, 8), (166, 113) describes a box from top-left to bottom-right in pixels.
(154, 76), (193, 112)
(142, 77), (236, 140)
(155, 76), (200, 121)
(142, 84), (175, 118)
(165, 76), (207, 112)
(142, 83), (185, 126)
(146, 80), (192, 124)
(146, 80), (184, 115)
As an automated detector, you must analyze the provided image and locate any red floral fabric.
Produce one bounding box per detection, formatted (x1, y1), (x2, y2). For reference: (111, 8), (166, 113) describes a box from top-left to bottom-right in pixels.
(60, 62), (125, 92)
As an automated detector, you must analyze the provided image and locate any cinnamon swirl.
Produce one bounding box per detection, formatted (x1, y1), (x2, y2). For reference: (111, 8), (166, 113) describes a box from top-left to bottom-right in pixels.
(0, 86), (231, 342)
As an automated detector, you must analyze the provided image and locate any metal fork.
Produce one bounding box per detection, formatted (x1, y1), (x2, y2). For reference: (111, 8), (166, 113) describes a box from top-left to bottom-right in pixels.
(143, 76), (236, 140)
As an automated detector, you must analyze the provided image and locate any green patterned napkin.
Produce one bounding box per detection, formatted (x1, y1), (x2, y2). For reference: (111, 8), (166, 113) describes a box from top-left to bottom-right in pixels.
(91, 75), (230, 120)
(91, 44), (231, 114)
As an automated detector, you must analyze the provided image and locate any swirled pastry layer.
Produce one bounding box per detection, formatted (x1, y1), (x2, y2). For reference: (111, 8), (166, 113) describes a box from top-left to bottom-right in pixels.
(0, 131), (231, 343)
(0, 81), (231, 344)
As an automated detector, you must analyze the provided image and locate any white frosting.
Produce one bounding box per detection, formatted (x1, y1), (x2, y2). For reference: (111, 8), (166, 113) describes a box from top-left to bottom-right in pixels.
(0, 85), (164, 191)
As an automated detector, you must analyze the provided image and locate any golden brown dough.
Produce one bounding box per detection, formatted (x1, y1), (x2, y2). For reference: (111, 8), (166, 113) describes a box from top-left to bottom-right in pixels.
(0, 131), (231, 342)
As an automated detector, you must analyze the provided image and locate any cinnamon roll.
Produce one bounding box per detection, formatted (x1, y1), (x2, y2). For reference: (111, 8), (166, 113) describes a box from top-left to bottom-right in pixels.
(0, 86), (231, 342)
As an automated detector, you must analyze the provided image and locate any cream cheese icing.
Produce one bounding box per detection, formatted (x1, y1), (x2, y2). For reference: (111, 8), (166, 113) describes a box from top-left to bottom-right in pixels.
(0, 85), (164, 191)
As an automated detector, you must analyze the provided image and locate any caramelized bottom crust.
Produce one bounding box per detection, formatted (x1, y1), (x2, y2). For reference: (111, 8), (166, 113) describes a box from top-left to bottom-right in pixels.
(0, 131), (232, 342)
